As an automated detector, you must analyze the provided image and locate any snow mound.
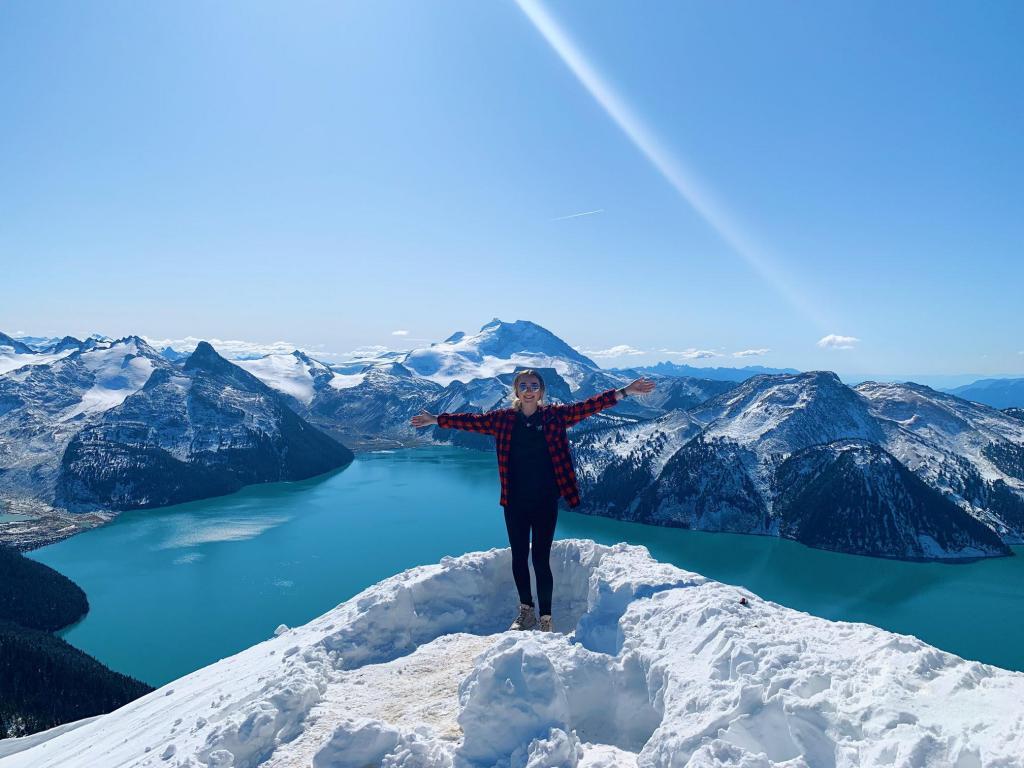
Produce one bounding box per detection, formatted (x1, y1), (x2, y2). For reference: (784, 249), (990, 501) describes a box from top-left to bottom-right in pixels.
(3, 539), (1023, 768)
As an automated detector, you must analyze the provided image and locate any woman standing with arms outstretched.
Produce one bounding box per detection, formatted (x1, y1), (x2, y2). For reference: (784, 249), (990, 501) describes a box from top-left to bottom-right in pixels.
(410, 370), (655, 632)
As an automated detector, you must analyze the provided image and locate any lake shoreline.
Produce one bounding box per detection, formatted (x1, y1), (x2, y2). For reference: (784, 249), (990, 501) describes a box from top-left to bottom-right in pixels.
(570, 506), (1019, 565)
(0, 497), (115, 552)
(26, 447), (1024, 685)
(5, 439), (1019, 563)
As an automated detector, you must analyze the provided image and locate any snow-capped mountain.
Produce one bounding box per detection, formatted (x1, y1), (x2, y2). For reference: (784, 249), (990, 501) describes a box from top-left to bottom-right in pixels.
(230, 349), (449, 448)
(4, 332), (60, 351)
(11, 332), (112, 352)
(300, 318), (597, 390)
(8, 321), (1022, 561)
(237, 350), (338, 407)
(0, 332), (35, 355)
(573, 410), (706, 517)
(615, 360), (801, 382)
(54, 342), (353, 511)
(159, 345), (189, 362)
(172, 321), (1019, 561)
(0, 336), (173, 504)
(0, 332), (79, 375)
(232, 333), (660, 449)
(645, 371), (887, 532)
(579, 371), (884, 528)
(855, 380), (1024, 542)
(46, 336), (89, 354)
(689, 371), (884, 450)
(329, 349), (409, 374)
(0, 338), (353, 541)
(399, 318), (601, 389)
(573, 371), (1024, 559)
(4, 540), (1022, 768)
(305, 362), (446, 448)
(232, 321), (709, 448)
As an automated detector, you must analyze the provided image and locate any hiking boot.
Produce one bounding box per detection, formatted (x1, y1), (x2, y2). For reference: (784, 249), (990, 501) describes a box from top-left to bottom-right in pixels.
(538, 614), (553, 633)
(510, 602), (537, 631)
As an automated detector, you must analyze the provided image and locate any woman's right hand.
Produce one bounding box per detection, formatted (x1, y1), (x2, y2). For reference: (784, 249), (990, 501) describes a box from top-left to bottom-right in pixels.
(410, 410), (438, 428)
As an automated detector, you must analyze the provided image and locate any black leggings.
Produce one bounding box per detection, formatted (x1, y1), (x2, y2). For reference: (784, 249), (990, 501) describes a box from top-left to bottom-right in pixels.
(503, 495), (559, 616)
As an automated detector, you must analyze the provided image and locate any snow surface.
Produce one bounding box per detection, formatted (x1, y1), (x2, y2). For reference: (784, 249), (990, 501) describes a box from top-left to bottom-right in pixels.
(857, 381), (1024, 486)
(4, 539), (1023, 768)
(584, 411), (702, 474)
(237, 354), (320, 405)
(0, 347), (75, 375)
(328, 371), (367, 391)
(57, 342), (156, 421)
(237, 352), (372, 397)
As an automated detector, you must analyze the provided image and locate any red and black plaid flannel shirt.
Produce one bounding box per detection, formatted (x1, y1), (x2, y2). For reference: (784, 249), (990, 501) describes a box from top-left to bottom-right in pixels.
(436, 388), (620, 508)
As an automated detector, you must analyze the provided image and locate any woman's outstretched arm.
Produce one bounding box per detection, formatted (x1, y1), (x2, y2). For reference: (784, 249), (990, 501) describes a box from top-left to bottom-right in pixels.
(410, 409), (499, 436)
(551, 378), (655, 428)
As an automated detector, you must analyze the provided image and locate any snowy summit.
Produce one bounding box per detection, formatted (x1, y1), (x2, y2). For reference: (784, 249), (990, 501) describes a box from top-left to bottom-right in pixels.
(2, 539), (1021, 768)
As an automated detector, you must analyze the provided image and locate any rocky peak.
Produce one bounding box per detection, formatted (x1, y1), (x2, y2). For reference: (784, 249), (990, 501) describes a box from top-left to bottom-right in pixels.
(183, 341), (236, 376)
(0, 332), (35, 354)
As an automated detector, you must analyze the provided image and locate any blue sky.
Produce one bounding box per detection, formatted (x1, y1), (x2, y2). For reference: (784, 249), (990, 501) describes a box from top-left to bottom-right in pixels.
(2, 0), (1022, 379)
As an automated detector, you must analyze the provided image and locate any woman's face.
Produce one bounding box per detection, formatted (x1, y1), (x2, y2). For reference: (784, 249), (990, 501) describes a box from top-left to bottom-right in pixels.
(516, 375), (543, 405)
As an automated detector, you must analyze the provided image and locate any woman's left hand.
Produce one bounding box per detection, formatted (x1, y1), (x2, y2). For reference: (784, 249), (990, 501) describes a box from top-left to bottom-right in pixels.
(625, 378), (656, 396)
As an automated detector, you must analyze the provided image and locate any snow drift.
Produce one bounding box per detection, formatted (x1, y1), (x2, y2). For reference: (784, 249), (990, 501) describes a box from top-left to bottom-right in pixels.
(2, 539), (1022, 767)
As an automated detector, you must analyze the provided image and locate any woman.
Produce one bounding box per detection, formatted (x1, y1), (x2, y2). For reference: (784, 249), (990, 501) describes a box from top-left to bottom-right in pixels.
(410, 370), (655, 632)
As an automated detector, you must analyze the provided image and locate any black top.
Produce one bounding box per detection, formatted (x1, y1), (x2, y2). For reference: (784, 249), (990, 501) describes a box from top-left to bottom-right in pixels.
(507, 407), (560, 505)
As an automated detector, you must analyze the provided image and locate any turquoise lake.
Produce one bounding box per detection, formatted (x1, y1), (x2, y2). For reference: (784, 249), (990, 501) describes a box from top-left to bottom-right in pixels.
(27, 446), (1024, 687)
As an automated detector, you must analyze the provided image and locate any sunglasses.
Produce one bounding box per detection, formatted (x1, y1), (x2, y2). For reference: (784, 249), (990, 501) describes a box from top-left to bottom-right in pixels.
(517, 382), (541, 392)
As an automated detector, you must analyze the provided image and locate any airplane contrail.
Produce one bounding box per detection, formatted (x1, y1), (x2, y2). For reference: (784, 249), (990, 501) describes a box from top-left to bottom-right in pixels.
(551, 208), (605, 221)
(514, 0), (830, 331)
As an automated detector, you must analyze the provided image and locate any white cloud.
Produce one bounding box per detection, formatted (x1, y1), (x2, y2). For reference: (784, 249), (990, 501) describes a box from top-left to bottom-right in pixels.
(817, 334), (860, 350)
(391, 330), (409, 336)
(575, 344), (645, 358)
(331, 344), (403, 361)
(142, 335), (307, 360)
(733, 348), (771, 358)
(142, 334), (420, 364)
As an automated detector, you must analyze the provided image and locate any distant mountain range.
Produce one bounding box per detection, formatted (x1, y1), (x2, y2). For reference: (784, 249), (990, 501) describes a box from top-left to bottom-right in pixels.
(229, 319), (732, 450)
(943, 377), (1024, 410)
(611, 360), (801, 382)
(3, 320), (1023, 561)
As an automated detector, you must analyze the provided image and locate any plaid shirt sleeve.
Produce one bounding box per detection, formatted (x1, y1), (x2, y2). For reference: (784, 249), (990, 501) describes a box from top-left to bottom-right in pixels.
(436, 410), (499, 436)
(549, 388), (620, 428)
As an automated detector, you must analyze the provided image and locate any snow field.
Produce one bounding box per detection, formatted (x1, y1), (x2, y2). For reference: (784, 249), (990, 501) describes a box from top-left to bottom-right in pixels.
(2, 539), (1023, 768)
(237, 355), (318, 405)
(0, 348), (76, 376)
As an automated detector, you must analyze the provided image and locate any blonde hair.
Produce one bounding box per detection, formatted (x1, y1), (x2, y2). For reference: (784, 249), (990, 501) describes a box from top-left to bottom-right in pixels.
(510, 369), (545, 411)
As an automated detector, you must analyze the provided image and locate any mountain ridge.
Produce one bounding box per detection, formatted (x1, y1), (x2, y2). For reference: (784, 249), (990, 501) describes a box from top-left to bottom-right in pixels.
(0, 338), (354, 546)
(4, 322), (1024, 561)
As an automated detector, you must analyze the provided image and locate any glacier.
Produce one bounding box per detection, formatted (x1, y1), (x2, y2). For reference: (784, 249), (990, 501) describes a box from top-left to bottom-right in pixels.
(2, 539), (1022, 768)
